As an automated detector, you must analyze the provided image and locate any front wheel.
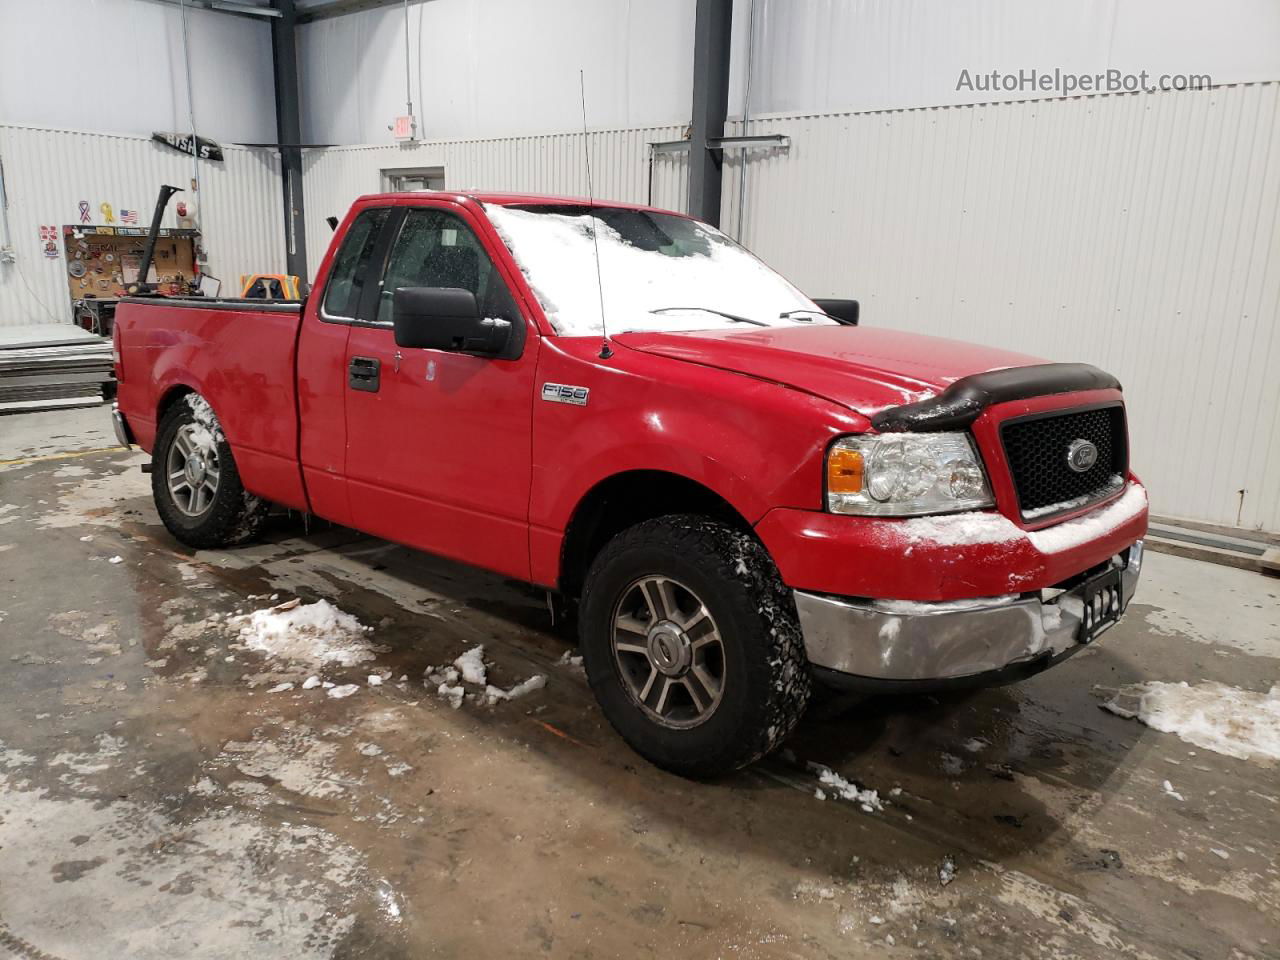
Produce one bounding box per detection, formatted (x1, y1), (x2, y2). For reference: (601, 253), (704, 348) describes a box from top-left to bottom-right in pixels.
(151, 394), (267, 549)
(579, 515), (811, 777)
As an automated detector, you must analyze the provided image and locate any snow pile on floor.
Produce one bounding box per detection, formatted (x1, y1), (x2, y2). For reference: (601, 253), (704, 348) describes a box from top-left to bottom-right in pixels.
(453, 646), (488, 685)
(809, 762), (883, 813)
(557, 649), (585, 672)
(437, 683), (465, 709)
(232, 598), (375, 669)
(1103, 681), (1280, 762)
(938, 856), (957, 887)
(425, 661), (465, 709)
(485, 675), (547, 705)
(425, 645), (546, 709)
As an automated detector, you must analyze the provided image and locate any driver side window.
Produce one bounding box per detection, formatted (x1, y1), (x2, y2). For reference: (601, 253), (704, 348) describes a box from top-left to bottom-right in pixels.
(376, 209), (518, 326)
(322, 207), (389, 319)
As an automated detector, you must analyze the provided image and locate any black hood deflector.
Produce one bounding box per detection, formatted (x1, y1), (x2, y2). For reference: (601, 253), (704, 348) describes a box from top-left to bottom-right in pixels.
(870, 362), (1121, 433)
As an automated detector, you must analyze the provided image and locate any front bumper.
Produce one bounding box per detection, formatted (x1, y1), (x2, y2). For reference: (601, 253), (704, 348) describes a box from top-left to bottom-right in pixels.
(796, 539), (1143, 688)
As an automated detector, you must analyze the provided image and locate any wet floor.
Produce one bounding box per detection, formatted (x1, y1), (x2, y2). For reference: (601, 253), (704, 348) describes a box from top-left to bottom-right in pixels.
(1, 409), (1277, 959)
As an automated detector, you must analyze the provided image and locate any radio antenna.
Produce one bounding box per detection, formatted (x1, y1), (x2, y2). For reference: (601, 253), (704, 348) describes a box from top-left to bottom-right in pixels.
(579, 69), (612, 359)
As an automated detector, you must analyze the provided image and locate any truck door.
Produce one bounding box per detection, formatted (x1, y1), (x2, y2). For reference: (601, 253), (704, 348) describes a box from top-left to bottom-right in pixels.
(298, 205), (394, 526)
(342, 202), (540, 580)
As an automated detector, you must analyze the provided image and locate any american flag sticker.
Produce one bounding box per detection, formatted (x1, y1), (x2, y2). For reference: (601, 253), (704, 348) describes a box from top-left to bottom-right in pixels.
(120, 209), (138, 224)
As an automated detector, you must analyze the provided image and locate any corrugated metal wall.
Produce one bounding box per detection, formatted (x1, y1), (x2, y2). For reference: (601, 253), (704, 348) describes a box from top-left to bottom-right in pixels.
(721, 82), (1280, 532)
(0, 124), (284, 326)
(301, 125), (689, 277)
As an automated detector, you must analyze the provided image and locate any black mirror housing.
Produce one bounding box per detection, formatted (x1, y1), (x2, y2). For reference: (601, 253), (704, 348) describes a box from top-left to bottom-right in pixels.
(392, 287), (511, 355)
(812, 298), (859, 326)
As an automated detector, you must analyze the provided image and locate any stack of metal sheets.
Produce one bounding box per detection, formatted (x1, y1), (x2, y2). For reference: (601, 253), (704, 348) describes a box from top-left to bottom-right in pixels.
(0, 324), (114, 415)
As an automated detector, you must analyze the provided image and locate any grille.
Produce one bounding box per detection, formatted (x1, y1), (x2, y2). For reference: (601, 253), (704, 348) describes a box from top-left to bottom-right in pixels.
(1000, 405), (1127, 520)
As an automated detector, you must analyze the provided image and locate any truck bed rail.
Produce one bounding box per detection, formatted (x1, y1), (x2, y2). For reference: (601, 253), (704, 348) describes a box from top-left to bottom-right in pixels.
(119, 296), (302, 314)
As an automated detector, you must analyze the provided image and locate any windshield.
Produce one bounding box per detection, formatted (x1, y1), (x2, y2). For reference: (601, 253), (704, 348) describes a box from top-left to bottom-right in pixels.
(483, 203), (834, 337)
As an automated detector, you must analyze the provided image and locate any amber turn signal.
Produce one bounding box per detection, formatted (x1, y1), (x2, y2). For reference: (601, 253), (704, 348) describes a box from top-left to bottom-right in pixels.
(827, 447), (864, 494)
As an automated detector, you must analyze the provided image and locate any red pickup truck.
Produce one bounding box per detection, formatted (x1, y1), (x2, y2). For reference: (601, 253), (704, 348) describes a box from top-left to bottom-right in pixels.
(112, 191), (1147, 776)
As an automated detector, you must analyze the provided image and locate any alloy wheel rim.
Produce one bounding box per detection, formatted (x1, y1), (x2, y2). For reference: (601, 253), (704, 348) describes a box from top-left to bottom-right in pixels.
(166, 423), (221, 517)
(611, 575), (726, 729)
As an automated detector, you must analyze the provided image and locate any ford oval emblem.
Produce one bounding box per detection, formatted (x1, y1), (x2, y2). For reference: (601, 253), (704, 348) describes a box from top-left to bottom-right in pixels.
(1067, 438), (1099, 473)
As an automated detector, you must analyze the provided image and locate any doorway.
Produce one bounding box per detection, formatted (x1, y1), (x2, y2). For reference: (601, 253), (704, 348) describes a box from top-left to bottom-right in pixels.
(382, 167), (446, 192)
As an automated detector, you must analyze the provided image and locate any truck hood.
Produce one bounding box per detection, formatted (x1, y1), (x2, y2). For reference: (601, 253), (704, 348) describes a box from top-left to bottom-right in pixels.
(614, 325), (1045, 418)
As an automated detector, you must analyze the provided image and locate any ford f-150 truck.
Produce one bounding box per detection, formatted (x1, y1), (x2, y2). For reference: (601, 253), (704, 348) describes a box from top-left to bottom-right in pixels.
(112, 191), (1147, 776)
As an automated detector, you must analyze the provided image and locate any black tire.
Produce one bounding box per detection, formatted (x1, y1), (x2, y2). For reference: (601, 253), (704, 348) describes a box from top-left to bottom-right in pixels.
(151, 394), (267, 549)
(579, 515), (811, 777)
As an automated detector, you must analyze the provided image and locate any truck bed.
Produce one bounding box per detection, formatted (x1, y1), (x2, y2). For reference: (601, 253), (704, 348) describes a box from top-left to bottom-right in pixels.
(114, 296), (309, 512)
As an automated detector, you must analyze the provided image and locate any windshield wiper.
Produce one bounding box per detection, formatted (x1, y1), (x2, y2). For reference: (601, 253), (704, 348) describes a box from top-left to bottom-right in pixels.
(649, 306), (768, 327)
(778, 308), (836, 322)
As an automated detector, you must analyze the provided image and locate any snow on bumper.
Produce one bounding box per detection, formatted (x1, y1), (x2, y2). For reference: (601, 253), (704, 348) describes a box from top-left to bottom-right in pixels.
(756, 482), (1149, 602)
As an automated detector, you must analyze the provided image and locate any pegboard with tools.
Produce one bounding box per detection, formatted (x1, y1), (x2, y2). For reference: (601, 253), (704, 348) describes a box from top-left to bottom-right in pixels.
(62, 225), (200, 300)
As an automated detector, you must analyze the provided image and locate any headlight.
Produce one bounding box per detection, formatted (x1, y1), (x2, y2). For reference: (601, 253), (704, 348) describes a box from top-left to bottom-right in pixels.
(826, 432), (994, 516)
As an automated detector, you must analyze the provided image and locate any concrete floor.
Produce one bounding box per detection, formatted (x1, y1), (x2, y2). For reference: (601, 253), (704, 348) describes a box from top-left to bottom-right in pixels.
(1, 408), (1277, 959)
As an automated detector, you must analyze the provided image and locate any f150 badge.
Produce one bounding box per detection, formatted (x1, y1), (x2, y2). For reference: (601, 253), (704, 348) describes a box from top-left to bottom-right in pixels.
(542, 383), (590, 406)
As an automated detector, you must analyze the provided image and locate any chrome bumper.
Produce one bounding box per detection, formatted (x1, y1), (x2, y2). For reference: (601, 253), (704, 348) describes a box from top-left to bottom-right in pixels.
(111, 403), (133, 448)
(796, 540), (1143, 682)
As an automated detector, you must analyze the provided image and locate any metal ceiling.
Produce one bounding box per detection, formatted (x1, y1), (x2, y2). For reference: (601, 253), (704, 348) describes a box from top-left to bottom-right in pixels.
(137, 0), (432, 23)
(292, 0), (435, 24)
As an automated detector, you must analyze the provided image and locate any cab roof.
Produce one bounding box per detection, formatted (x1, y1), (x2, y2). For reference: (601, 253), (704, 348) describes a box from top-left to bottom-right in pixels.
(354, 190), (690, 219)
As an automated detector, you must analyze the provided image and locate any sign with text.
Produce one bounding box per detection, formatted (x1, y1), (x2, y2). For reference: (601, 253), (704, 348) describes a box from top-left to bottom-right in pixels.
(152, 131), (224, 162)
(393, 115), (416, 141)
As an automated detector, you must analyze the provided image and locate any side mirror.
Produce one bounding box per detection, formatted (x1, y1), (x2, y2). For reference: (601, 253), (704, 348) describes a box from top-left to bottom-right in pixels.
(812, 298), (859, 326)
(392, 287), (510, 355)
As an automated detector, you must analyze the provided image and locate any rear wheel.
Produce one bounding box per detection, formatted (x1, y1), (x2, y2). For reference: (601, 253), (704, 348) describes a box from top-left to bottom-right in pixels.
(579, 515), (811, 777)
(151, 395), (267, 548)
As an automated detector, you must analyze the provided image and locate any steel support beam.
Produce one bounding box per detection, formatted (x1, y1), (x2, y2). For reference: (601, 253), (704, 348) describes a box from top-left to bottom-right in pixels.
(688, 0), (733, 225)
(271, 0), (308, 280)
(137, 0), (280, 20)
(296, 0), (434, 24)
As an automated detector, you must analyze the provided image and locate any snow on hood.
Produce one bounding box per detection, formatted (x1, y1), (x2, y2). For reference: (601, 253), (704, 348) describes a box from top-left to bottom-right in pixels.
(614, 324), (1046, 417)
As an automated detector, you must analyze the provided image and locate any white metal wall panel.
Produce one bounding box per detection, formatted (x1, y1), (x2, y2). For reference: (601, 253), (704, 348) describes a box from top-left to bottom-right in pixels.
(650, 148), (691, 216)
(301, 124), (688, 277)
(726, 0), (1280, 118)
(722, 83), (1280, 532)
(0, 124), (285, 327)
(0, 0), (278, 143)
(297, 0), (694, 145)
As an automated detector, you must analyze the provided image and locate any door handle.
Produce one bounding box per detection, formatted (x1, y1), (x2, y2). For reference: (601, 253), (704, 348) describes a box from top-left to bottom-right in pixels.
(348, 356), (380, 392)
